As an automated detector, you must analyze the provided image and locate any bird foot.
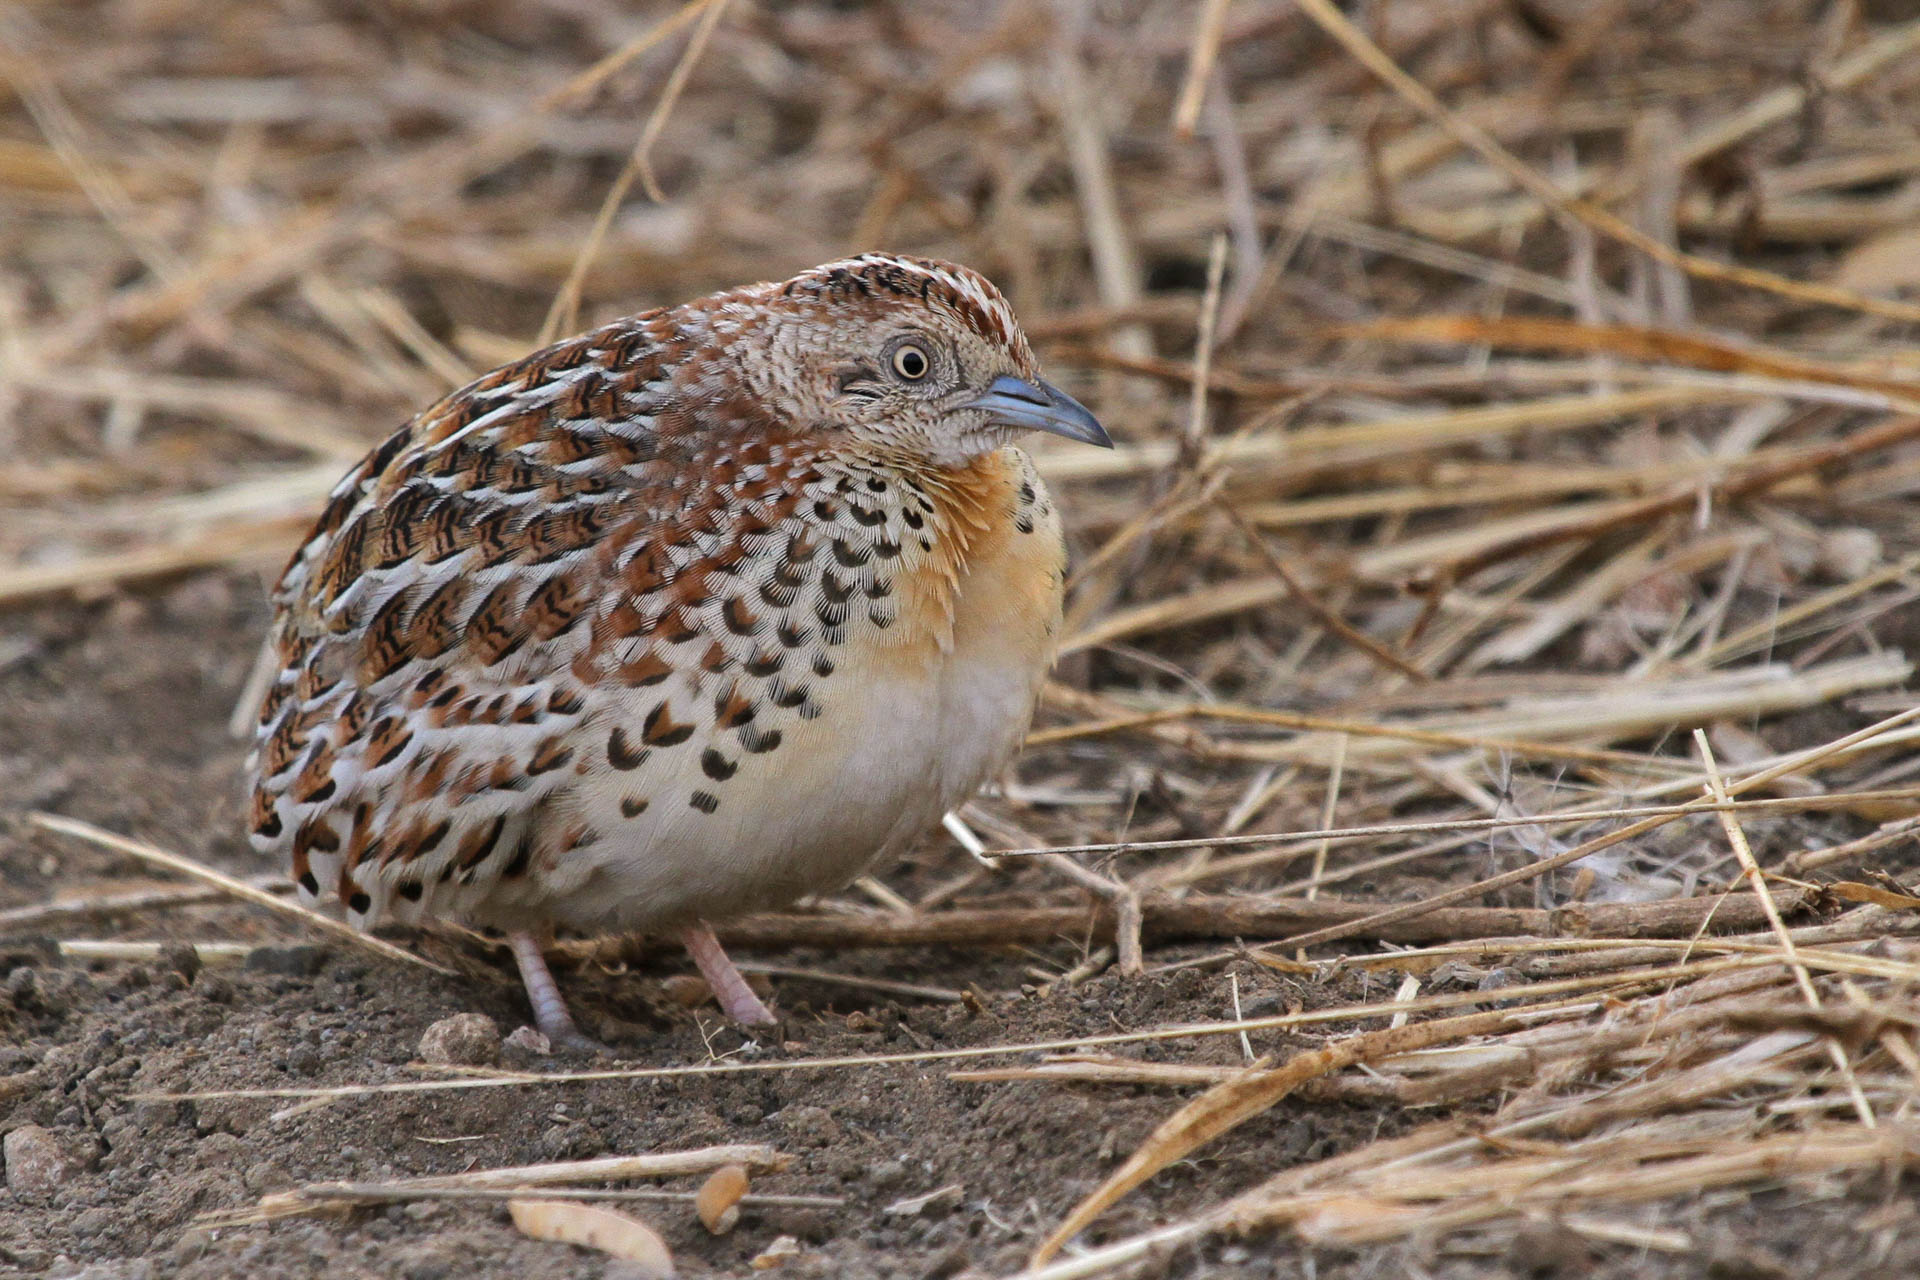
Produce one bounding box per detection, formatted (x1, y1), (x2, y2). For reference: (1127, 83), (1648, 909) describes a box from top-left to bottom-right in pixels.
(547, 1026), (612, 1057)
(679, 921), (777, 1026)
(506, 930), (610, 1052)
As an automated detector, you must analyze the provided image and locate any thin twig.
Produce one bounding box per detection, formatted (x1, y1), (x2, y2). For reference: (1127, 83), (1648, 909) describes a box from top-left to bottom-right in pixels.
(982, 785), (1920, 862)
(1170, 0), (1232, 139)
(136, 970), (1747, 1104)
(1693, 730), (1874, 1127)
(1271, 708), (1920, 951)
(537, 0), (732, 344)
(25, 813), (452, 976)
(1218, 500), (1428, 681)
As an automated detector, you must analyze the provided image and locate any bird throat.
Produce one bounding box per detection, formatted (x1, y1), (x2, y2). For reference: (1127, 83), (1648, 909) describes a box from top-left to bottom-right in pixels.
(859, 445), (1024, 661)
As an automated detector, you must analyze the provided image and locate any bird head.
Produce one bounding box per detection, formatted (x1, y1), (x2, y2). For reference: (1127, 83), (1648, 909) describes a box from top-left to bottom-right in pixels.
(713, 253), (1111, 467)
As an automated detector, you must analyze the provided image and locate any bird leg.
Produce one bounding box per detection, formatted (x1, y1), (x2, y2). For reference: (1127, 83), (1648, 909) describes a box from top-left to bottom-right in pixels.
(678, 921), (776, 1026)
(507, 931), (603, 1052)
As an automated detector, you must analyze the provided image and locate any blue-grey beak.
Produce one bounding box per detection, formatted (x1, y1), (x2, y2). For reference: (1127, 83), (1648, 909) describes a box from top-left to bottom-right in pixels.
(965, 375), (1112, 448)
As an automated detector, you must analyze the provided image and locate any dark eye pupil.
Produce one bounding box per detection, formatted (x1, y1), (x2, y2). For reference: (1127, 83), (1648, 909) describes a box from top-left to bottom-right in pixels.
(898, 348), (926, 378)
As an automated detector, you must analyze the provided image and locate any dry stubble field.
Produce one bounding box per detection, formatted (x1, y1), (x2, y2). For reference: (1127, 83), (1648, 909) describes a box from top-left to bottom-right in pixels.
(6, 2), (1920, 1277)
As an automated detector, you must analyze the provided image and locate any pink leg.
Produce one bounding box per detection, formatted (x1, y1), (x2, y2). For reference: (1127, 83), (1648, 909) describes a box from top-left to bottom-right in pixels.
(507, 931), (603, 1052)
(678, 922), (776, 1026)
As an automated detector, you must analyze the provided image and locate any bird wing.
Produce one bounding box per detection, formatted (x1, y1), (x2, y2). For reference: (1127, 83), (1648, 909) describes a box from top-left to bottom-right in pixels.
(246, 311), (782, 928)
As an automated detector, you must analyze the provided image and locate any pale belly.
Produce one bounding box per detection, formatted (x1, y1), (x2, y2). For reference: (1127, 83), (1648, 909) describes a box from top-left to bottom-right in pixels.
(532, 629), (1051, 935)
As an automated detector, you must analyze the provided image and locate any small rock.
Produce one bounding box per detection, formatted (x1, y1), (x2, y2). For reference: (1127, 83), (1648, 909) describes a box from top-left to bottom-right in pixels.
(6, 968), (59, 1016)
(241, 1160), (293, 1196)
(4, 1125), (72, 1199)
(535, 1122), (605, 1162)
(774, 1104), (840, 1148)
(418, 1013), (501, 1066)
(751, 1235), (802, 1270)
(169, 1228), (212, 1264)
(157, 944), (200, 984)
(68, 1206), (116, 1239)
(111, 966), (151, 993)
(503, 1026), (552, 1056)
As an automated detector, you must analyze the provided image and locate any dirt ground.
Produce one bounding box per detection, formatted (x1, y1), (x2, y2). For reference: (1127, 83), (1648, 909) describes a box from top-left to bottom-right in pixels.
(3, 575), (1917, 1280)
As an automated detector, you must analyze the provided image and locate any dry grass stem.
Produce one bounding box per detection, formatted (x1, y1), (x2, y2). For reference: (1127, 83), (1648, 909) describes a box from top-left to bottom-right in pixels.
(25, 813), (451, 975)
(1693, 730), (1875, 1127)
(203, 1145), (787, 1227)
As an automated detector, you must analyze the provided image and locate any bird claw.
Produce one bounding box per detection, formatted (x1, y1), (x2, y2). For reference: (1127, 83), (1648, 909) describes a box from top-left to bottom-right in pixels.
(550, 1027), (613, 1057)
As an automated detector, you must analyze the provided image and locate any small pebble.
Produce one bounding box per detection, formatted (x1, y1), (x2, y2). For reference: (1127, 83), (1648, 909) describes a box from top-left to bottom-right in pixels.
(751, 1235), (802, 1270)
(170, 1227), (212, 1263)
(503, 1026), (552, 1056)
(418, 1013), (501, 1067)
(774, 1104), (840, 1148)
(157, 944), (201, 984)
(7, 968), (57, 1016)
(4, 1125), (72, 1200)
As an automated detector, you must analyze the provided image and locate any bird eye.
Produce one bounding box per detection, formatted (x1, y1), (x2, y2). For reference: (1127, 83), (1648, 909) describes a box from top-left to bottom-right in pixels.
(891, 343), (930, 381)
